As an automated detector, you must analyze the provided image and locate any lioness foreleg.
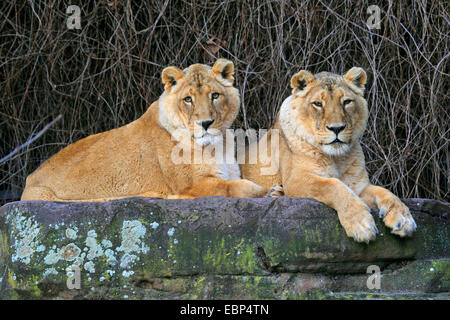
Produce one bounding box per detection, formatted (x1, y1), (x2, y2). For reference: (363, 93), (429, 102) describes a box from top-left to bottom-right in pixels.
(168, 177), (265, 199)
(284, 174), (378, 243)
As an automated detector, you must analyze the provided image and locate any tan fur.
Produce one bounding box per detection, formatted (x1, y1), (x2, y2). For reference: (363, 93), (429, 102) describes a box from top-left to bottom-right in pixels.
(241, 67), (416, 243)
(22, 59), (265, 201)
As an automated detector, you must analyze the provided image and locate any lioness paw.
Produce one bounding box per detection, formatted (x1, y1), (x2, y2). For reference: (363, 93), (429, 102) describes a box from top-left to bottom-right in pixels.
(234, 179), (266, 198)
(341, 208), (378, 243)
(266, 184), (284, 198)
(379, 198), (416, 237)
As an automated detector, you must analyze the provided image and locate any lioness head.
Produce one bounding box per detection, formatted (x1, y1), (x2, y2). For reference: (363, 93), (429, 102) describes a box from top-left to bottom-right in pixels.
(158, 59), (240, 146)
(280, 67), (368, 156)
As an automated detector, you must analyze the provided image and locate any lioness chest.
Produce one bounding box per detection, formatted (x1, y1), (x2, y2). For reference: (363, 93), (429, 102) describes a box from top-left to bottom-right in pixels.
(290, 142), (367, 193)
(189, 154), (241, 182)
(323, 148), (368, 194)
(215, 161), (241, 181)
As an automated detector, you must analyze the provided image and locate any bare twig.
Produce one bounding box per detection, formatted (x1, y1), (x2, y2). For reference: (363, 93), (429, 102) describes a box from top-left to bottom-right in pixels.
(0, 115), (62, 165)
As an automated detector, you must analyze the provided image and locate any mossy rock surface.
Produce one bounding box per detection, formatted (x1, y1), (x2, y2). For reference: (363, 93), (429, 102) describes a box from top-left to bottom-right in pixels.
(0, 197), (448, 300)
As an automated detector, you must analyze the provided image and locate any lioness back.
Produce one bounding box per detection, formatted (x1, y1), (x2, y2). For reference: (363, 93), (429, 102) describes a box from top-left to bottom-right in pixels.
(22, 108), (171, 200)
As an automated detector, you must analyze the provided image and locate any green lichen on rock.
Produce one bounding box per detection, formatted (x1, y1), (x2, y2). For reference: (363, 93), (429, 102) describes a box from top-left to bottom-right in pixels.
(0, 197), (448, 299)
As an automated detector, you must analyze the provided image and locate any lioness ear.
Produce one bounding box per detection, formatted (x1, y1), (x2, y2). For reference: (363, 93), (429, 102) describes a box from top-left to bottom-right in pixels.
(345, 67), (367, 89)
(290, 70), (315, 91)
(161, 66), (184, 92)
(212, 59), (235, 83)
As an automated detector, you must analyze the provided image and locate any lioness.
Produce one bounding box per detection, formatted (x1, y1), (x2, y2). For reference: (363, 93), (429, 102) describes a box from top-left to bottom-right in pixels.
(22, 59), (265, 201)
(241, 67), (417, 243)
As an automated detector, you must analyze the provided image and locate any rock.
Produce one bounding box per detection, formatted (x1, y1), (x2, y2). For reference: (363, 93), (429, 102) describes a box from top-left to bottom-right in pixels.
(0, 197), (448, 299)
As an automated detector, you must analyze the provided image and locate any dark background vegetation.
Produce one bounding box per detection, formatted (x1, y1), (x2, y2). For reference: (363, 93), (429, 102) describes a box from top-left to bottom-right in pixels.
(0, 0), (448, 204)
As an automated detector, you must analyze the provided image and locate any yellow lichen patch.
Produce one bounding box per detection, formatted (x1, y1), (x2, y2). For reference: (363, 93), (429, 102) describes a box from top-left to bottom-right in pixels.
(8, 270), (17, 288)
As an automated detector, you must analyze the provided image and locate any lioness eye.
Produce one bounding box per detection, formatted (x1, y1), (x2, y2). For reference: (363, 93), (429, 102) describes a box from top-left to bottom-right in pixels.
(184, 96), (192, 103)
(312, 101), (323, 108)
(212, 92), (220, 100)
(343, 99), (353, 106)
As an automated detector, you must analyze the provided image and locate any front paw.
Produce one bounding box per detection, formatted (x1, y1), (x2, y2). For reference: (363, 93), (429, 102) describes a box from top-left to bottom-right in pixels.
(266, 184), (284, 198)
(233, 179), (265, 198)
(340, 204), (378, 243)
(379, 197), (416, 237)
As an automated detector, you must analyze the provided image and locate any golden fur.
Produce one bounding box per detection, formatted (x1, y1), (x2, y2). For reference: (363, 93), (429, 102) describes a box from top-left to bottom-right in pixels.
(21, 59), (265, 201)
(241, 67), (417, 243)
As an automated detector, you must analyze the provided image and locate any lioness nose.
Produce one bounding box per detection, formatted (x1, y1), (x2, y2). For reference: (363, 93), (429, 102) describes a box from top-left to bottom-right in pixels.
(199, 119), (214, 130)
(326, 124), (346, 135)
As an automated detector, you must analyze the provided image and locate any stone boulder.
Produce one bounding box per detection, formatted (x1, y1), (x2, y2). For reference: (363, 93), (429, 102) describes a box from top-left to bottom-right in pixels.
(0, 197), (448, 299)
